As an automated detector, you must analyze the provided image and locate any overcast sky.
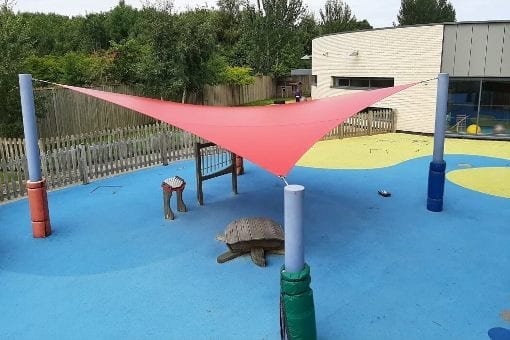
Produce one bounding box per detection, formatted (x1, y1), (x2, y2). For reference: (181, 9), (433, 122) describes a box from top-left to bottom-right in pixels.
(13, 0), (510, 28)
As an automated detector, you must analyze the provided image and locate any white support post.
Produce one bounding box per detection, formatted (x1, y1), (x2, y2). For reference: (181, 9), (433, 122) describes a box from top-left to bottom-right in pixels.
(284, 184), (305, 273)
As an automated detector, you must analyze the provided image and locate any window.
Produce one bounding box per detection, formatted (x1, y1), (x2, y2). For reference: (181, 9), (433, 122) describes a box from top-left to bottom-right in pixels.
(311, 75), (317, 86)
(335, 78), (350, 87)
(332, 77), (394, 89)
(350, 78), (370, 88)
(370, 78), (395, 88)
(447, 79), (480, 130)
(447, 78), (510, 135)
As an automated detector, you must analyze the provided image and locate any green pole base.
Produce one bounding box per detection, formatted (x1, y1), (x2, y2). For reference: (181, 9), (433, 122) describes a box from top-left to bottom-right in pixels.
(280, 263), (317, 340)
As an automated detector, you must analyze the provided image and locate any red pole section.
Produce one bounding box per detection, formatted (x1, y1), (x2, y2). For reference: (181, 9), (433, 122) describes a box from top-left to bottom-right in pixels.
(26, 179), (52, 237)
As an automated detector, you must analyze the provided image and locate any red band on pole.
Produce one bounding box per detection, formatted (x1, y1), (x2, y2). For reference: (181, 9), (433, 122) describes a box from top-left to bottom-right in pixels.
(26, 179), (52, 238)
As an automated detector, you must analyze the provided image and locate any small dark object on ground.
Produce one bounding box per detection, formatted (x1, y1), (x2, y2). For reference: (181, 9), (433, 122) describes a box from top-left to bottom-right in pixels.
(378, 190), (391, 197)
(273, 100), (286, 104)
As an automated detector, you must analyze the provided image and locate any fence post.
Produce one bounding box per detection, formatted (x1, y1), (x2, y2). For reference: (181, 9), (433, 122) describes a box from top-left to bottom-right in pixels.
(78, 144), (89, 184)
(391, 109), (397, 132)
(339, 123), (344, 139)
(160, 133), (168, 166)
(368, 110), (373, 135)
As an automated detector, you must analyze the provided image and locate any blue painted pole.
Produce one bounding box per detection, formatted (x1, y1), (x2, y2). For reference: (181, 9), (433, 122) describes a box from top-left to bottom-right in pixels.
(19, 74), (52, 238)
(19, 74), (42, 182)
(284, 184), (305, 272)
(427, 73), (449, 212)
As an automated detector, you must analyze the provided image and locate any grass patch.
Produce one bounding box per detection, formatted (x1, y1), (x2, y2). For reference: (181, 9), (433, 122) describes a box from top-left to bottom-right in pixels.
(240, 97), (294, 106)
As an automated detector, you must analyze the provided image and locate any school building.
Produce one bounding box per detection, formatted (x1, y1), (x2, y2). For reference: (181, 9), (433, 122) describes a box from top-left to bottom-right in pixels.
(311, 21), (510, 137)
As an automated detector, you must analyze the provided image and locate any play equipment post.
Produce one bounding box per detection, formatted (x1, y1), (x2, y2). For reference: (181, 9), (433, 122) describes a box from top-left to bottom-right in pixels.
(280, 184), (316, 339)
(19, 74), (52, 237)
(427, 73), (449, 212)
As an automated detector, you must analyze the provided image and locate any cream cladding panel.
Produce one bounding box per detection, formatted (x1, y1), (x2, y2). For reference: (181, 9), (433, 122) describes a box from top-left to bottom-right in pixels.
(312, 25), (444, 133)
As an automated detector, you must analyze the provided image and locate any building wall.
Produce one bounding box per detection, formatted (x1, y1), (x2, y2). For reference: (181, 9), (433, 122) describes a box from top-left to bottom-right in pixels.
(442, 22), (510, 77)
(312, 25), (444, 133)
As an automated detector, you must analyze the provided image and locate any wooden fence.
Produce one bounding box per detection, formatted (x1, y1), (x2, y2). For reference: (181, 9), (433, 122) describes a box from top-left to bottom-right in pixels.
(36, 85), (156, 138)
(201, 76), (276, 106)
(0, 123), (200, 202)
(1, 107), (394, 202)
(321, 107), (395, 140)
(36, 76), (276, 138)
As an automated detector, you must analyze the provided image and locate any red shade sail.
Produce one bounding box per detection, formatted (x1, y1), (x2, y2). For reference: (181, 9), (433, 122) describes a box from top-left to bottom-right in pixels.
(61, 84), (415, 176)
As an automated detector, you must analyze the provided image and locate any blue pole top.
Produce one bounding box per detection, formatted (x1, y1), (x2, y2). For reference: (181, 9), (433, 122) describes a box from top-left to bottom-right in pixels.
(432, 73), (449, 163)
(19, 74), (43, 182)
(284, 184), (305, 273)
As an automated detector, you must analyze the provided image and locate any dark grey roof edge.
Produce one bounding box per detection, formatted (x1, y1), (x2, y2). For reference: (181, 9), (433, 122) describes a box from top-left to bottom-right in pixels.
(291, 69), (313, 76)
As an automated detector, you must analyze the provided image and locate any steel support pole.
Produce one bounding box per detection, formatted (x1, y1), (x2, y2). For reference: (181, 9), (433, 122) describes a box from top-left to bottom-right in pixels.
(280, 184), (316, 339)
(19, 74), (52, 237)
(427, 73), (449, 212)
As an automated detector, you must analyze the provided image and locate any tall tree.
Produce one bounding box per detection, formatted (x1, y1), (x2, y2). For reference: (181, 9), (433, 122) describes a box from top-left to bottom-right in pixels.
(79, 13), (110, 52)
(141, 0), (174, 13)
(1, 0), (15, 9)
(320, 0), (355, 29)
(105, 1), (140, 44)
(173, 9), (221, 101)
(0, 3), (32, 137)
(143, 7), (220, 101)
(18, 13), (75, 56)
(240, 0), (306, 77)
(319, 0), (372, 35)
(397, 0), (456, 26)
(297, 13), (319, 56)
(215, 0), (247, 64)
(108, 38), (151, 85)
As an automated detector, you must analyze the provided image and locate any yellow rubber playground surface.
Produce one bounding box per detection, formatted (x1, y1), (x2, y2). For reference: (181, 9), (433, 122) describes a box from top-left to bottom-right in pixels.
(298, 133), (510, 198)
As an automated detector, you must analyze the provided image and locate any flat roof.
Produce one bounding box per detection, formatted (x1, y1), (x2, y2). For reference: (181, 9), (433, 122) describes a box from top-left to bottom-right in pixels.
(290, 69), (312, 76)
(314, 20), (510, 41)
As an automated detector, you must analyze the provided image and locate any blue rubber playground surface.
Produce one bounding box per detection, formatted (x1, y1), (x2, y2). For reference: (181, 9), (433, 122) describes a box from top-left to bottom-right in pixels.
(1, 153), (509, 339)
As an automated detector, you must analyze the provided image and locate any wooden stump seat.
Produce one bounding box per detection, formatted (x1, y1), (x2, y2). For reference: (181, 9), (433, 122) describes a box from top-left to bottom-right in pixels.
(161, 176), (187, 220)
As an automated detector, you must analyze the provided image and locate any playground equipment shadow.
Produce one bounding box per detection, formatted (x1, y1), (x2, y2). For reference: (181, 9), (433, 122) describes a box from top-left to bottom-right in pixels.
(0, 154), (509, 339)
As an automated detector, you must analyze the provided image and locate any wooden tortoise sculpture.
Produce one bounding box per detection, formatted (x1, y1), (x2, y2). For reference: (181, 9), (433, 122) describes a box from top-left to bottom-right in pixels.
(216, 217), (284, 267)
